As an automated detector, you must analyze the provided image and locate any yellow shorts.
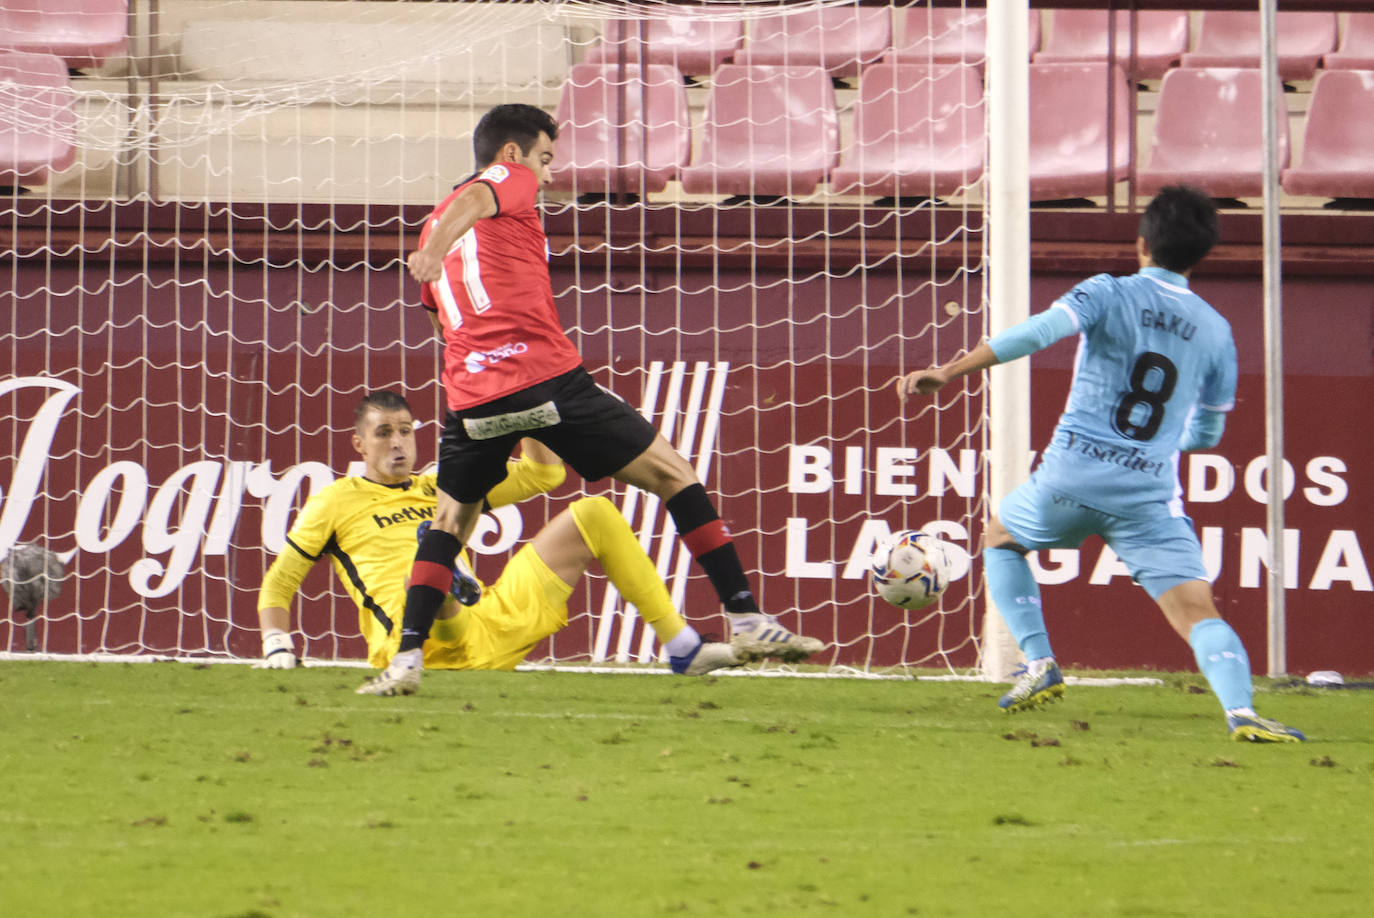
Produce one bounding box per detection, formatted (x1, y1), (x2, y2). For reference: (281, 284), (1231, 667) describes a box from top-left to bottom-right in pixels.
(420, 543), (572, 671)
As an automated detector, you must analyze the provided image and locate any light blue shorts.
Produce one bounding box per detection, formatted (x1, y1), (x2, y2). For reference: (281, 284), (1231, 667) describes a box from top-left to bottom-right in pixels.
(997, 475), (1208, 600)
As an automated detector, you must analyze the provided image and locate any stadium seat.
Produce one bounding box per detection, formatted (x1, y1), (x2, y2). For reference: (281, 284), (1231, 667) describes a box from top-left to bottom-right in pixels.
(585, 16), (744, 76)
(1027, 63), (1132, 201)
(179, 7), (566, 87)
(1281, 69), (1374, 200)
(733, 6), (892, 79)
(0, 50), (77, 186)
(830, 63), (984, 199)
(548, 63), (691, 197)
(1322, 13), (1374, 70)
(1181, 11), (1337, 81)
(888, 8), (1041, 66)
(0, 0), (128, 69)
(679, 64), (838, 198)
(1136, 68), (1289, 200)
(1035, 10), (1189, 80)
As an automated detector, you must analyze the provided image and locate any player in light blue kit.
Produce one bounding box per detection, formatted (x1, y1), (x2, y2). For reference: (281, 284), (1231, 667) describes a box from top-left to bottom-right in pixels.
(898, 186), (1303, 743)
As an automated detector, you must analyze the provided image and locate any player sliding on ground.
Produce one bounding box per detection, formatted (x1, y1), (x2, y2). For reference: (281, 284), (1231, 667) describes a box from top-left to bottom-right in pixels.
(366, 103), (821, 695)
(256, 392), (742, 679)
(898, 186), (1304, 743)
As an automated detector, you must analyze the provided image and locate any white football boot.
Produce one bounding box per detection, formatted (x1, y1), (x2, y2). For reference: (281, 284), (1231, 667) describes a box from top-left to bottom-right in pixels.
(355, 657), (422, 696)
(729, 614), (825, 663)
(670, 641), (743, 676)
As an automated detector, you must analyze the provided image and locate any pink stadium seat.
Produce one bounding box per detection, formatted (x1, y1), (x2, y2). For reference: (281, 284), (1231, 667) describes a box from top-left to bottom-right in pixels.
(1323, 13), (1374, 70)
(1136, 68), (1289, 199)
(1281, 69), (1374, 200)
(733, 6), (892, 79)
(830, 63), (984, 199)
(1027, 63), (1131, 201)
(0, 50), (77, 186)
(888, 8), (1041, 66)
(1035, 10), (1188, 80)
(548, 63), (691, 197)
(1181, 11), (1337, 81)
(586, 16), (744, 76)
(679, 64), (838, 198)
(0, 0), (128, 69)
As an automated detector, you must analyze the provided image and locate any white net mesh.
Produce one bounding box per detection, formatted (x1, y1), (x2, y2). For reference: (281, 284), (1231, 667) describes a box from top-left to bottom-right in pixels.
(2, 0), (988, 673)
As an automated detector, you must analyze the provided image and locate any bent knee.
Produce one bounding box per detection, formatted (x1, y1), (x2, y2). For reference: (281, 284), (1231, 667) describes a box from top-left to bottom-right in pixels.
(570, 495), (619, 526)
(617, 440), (697, 496)
(569, 495), (637, 547)
(984, 516), (1027, 552)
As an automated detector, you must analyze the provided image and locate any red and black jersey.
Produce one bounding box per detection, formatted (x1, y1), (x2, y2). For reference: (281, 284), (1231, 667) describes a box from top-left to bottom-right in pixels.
(417, 162), (583, 411)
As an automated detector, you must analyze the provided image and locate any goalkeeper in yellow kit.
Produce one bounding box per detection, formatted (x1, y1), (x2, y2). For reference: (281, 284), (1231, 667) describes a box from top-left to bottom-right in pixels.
(256, 391), (740, 682)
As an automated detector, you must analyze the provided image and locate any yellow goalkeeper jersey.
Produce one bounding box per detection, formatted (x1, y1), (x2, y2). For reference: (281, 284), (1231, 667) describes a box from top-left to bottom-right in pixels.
(258, 458), (564, 667)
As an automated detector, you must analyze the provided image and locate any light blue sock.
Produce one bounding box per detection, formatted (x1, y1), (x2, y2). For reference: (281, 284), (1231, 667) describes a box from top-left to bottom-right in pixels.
(983, 547), (1053, 661)
(1188, 618), (1253, 711)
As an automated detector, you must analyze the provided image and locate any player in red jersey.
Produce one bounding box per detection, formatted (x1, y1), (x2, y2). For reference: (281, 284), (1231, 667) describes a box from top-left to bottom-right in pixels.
(359, 104), (822, 695)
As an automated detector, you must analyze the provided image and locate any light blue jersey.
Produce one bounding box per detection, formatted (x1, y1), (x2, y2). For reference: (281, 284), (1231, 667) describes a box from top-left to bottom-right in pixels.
(1024, 266), (1237, 516)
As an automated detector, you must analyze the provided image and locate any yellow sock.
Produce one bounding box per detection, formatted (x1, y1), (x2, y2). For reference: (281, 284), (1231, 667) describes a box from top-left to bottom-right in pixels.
(569, 496), (686, 643)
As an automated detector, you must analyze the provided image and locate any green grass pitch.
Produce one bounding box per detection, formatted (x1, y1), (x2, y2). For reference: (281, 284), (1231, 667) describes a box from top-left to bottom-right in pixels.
(3, 660), (1371, 918)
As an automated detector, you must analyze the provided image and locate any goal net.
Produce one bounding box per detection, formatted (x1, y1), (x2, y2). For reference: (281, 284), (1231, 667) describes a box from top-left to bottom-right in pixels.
(2, 0), (990, 674)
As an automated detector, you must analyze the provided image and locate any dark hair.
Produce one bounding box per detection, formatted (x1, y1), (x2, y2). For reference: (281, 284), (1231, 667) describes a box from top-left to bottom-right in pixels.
(472, 104), (558, 167)
(1138, 185), (1219, 273)
(354, 390), (412, 428)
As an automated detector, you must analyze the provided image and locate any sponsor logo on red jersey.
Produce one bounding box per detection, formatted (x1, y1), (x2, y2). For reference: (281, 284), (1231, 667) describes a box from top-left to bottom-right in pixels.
(481, 164), (510, 184)
(463, 341), (530, 374)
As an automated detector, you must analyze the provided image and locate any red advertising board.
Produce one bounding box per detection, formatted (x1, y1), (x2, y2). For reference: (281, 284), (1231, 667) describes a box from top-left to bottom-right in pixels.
(3, 252), (1370, 676)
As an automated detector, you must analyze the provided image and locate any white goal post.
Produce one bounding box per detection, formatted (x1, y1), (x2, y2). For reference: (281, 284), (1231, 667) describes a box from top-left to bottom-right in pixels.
(981, 0), (1030, 681)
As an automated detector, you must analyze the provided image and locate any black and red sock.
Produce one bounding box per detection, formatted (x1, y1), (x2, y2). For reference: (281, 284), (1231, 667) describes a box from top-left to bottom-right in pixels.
(664, 483), (758, 615)
(397, 528), (462, 653)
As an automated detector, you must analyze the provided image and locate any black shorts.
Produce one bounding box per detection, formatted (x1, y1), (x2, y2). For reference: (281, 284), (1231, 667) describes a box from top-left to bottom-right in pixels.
(436, 367), (659, 503)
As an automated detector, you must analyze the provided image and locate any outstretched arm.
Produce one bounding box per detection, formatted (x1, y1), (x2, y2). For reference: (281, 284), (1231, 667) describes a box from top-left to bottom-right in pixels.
(897, 305), (1079, 403)
(256, 549), (315, 668)
(896, 341), (1002, 403)
(407, 183), (499, 284)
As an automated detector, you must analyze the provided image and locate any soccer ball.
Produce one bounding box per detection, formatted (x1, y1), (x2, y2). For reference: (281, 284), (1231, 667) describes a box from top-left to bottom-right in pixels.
(871, 530), (954, 610)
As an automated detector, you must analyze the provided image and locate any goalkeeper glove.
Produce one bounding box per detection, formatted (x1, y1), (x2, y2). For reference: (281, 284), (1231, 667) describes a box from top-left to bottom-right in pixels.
(261, 628), (298, 669)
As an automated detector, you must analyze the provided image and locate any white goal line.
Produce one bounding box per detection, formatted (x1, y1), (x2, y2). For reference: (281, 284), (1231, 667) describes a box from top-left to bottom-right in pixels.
(0, 651), (1162, 686)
